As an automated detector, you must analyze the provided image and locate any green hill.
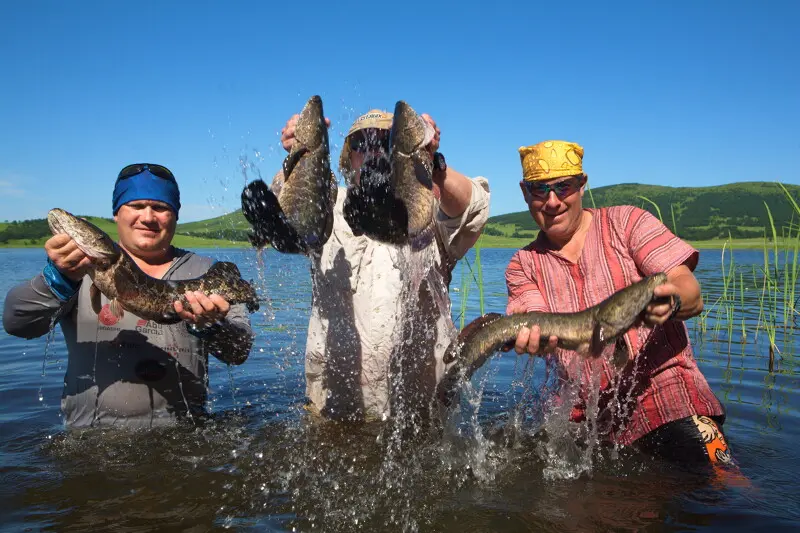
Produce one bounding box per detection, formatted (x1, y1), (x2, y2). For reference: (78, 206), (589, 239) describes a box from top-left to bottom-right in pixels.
(487, 181), (800, 242)
(3, 181), (798, 249)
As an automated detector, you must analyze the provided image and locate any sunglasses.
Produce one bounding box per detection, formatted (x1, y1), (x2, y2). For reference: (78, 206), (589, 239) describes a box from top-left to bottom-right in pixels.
(522, 175), (586, 200)
(117, 163), (176, 182)
(348, 128), (390, 153)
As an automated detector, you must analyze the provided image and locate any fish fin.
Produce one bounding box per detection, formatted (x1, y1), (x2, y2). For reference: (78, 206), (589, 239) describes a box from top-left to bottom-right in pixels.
(89, 283), (102, 315)
(206, 261), (243, 282)
(240, 179), (305, 253)
(109, 298), (125, 319)
(282, 146), (309, 180)
(412, 151), (433, 189)
(590, 323), (606, 358)
(444, 312), (505, 364)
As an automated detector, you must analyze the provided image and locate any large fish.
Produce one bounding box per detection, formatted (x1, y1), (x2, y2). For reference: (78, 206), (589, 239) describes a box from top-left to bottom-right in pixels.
(241, 95), (335, 254)
(47, 208), (259, 324)
(343, 100), (434, 245)
(437, 274), (673, 405)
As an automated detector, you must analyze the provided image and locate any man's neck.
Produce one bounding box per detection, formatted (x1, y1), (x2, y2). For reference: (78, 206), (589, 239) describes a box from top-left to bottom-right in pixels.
(542, 210), (593, 263)
(122, 245), (177, 278)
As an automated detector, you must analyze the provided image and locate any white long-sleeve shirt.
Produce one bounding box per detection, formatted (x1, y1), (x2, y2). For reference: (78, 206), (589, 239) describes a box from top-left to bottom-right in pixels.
(304, 177), (490, 421)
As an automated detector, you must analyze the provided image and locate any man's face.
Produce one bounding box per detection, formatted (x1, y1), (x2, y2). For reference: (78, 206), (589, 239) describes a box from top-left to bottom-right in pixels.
(348, 128), (391, 185)
(114, 200), (177, 258)
(521, 174), (586, 243)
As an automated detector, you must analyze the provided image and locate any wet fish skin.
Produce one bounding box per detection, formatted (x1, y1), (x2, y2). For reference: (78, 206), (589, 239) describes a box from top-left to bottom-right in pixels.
(342, 100), (433, 244)
(47, 208), (259, 324)
(241, 95), (335, 254)
(437, 273), (669, 404)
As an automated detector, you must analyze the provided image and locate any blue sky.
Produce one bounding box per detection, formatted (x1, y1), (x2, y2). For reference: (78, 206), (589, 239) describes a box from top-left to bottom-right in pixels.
(1, 1), (798, 223)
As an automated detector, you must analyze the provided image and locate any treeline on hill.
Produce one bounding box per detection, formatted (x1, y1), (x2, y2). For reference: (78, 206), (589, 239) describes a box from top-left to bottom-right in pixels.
(177, 229), (251, 242)
(488, 182), (800, 241)
(0, 219), (50, 244)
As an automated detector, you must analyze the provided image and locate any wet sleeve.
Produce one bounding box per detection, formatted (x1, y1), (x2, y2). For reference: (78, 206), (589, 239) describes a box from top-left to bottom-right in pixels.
(3, 272), (79, 339)
(505, 250), (548, 314)
(434, 176), (490, 262)
(624, 206), (699, 275)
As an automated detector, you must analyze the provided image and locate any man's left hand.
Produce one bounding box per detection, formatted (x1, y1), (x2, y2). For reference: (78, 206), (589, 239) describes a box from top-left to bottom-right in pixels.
(174, 291), (231, 327)
(644, 282), (680, 326)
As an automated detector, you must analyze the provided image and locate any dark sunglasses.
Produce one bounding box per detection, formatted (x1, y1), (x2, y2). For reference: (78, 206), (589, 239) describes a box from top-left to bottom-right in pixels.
(117, 163), (176, 182)
(523, 175), (586, 200)
(348, 128), (390, 153)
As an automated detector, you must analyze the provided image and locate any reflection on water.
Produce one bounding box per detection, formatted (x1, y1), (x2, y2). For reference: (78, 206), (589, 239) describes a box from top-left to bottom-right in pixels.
(0, 247), (798, 531)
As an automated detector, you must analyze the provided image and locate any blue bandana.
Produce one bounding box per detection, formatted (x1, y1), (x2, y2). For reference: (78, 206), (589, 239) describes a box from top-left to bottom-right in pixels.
(112, 169), (181, 218)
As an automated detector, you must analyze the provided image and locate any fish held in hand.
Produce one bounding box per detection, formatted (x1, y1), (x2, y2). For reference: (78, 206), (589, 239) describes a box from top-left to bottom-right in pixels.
(47, 208), (259, 324)
(437, 273), (672, 405)
(241, 94), (335, 254)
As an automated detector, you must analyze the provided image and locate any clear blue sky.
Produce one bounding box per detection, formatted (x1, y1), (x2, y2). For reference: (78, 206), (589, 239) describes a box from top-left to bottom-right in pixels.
(1, 1), (798, 223)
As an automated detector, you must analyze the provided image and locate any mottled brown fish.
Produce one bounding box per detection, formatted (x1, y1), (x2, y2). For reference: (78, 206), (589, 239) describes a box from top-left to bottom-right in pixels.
(47, 208), (259, 324)
(343, 100), (434, 245)
(241, 94), (336, 254)
(437, 273), (672, 405)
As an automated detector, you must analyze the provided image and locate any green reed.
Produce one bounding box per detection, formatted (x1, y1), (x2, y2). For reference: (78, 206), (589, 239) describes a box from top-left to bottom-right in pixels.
(457, 240), (486, 329)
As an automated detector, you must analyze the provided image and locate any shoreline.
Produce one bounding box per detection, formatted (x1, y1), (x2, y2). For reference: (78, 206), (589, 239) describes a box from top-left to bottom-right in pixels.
(1, 236), (794, 251)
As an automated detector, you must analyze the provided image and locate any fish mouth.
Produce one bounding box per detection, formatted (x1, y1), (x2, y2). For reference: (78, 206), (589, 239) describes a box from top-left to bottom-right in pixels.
(47, 208), (120, 263)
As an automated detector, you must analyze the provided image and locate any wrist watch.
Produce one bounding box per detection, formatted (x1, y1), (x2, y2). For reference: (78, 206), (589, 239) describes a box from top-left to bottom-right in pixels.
(433, 152), (447, 173)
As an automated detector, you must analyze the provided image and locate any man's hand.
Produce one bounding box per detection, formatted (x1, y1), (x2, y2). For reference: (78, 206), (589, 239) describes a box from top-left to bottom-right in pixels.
(281, 113), (331, 152)
(45, 234), (92, 282)
(644, 282), (680, 326)
(501, 303), (559, 355)
(174, 291), (230, 328)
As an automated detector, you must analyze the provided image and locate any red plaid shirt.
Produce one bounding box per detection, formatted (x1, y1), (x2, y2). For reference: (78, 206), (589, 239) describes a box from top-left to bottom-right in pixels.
(505, 206), (724, 446)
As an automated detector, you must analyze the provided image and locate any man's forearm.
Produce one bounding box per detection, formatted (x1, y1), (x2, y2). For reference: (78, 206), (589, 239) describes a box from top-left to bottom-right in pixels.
(668, 266), (704, 320)
(435, 167), (474, 218)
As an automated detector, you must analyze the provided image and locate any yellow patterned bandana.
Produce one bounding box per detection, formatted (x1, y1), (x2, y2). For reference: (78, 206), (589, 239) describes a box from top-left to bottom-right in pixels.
(519, 140), (584, 182)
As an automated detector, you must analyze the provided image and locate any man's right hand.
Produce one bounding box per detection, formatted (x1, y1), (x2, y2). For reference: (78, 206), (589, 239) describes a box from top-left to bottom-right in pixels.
(280, 113), (331, 152)
(45, 234), (91, 282)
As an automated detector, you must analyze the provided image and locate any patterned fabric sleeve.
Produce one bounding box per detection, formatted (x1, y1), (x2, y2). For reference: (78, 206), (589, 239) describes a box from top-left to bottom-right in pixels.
(624, 206), (699, 275)
(505, 249), (548, 314)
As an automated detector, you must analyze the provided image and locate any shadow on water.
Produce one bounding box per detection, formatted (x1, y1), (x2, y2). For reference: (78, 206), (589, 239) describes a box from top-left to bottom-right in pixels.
(0, 248), (798, 531)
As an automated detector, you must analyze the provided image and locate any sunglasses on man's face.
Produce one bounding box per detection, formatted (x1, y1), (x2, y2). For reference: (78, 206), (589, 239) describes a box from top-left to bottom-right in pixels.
(117, 163), (176, 182)
(523, 175), (586, 201)
(348, 129), (391, 153)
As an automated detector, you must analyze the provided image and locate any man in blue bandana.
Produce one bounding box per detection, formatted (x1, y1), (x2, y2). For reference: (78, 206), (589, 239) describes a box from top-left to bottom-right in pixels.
(3, 163), (255, 428)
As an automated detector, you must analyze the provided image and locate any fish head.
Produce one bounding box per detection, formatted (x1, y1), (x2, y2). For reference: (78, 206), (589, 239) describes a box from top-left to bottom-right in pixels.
(593, 273), (669, 349)
(293, 95), (328, 154)
(47, 208), (120, 268)
(389, 100), (429, 158)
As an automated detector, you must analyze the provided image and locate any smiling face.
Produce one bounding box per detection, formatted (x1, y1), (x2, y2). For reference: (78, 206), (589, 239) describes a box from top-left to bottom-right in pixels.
(521, 174), (587, 246)
(114, 200), (177, 261)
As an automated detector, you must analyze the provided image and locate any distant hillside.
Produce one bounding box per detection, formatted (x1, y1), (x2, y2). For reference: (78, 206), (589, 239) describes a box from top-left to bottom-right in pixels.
(0, 216), (117, 245)
(487, 181), (800, 241)
(175, 210), (250, 242)
(3, 182), (798, 247)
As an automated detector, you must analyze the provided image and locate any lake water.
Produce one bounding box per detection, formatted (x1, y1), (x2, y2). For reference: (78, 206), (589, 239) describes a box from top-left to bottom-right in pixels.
(0, 247), (797, 532)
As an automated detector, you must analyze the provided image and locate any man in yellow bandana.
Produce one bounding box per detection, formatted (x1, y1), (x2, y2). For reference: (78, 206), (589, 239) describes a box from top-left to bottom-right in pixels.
(502, 139), (729, 465)
(276, 106), (490, 423)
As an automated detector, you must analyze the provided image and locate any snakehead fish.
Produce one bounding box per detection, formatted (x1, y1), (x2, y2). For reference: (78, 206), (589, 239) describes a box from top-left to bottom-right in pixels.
(343, 100), (434, 245)
(241, 94), (335, 254)
(47, 208), (259, 324)
(437, 273), (671, 405)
